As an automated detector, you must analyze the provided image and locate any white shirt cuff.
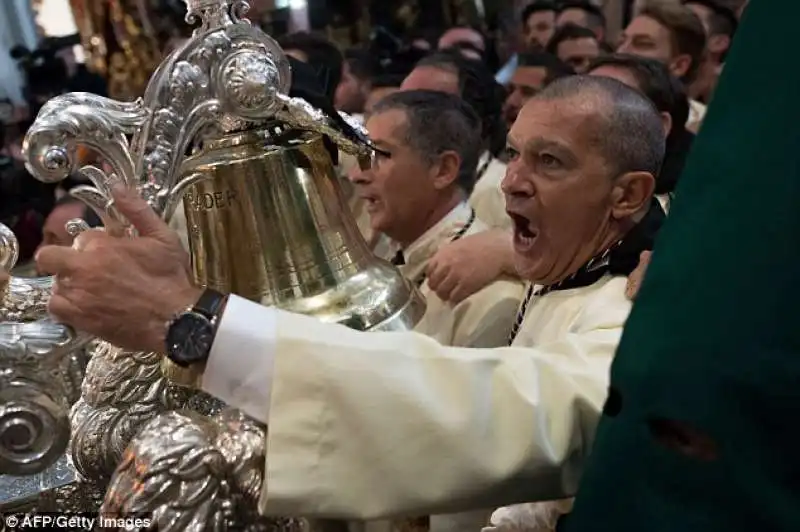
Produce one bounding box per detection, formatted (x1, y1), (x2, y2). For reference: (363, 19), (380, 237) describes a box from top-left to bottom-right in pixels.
(201, 295), (277, 424)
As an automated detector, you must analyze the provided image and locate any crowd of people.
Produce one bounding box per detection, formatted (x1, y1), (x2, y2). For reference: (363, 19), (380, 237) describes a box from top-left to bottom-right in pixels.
(5, 0), (780, 531)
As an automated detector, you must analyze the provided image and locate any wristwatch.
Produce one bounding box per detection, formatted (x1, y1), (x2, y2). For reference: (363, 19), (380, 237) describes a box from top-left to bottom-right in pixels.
(165, 288), (228, 367)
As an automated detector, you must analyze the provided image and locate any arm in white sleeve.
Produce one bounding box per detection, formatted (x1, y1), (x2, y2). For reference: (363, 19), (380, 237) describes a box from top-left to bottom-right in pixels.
(202, 285), (625, 521)
(201, 294), (277, 424)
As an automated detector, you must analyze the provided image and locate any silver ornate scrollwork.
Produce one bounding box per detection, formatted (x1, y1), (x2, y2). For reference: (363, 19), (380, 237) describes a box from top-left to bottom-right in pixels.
(23, 93), (148, 189)
(102, 409), (306, 531)
(0, 321), (85, 475)
(130, 0), (292, 217)
(0, 225), (90, 476)
(68, 342), (183, 481)
(14, 0), (382, 524)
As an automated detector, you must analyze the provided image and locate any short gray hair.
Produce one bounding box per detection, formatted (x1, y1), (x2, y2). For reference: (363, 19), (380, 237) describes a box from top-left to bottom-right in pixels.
(371, 90), (482, 194)
(535, 75), (666, 178)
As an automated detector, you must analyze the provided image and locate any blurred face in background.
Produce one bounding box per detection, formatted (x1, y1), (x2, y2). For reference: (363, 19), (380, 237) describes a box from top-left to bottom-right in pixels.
(503, 65), (549, 126)
(618, 16), (673, 63)
(39, 201), (84, 250)
(588, 64), (673, 136)
(335, 61), (370, 114)
(555, 37), (600, 73)
(685, 1), (732, 63)
(401, 65), (460, 95)
(557, 8), (589, 29)
(617, 15), (692, 81)
(524, 9), (557, 49)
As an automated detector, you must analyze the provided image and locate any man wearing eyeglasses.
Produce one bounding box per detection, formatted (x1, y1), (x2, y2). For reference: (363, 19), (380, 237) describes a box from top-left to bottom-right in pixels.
(351, 89), (523, 358)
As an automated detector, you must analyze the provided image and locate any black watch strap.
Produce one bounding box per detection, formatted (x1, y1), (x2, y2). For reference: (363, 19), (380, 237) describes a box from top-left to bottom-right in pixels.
(192, 288), (227, 323)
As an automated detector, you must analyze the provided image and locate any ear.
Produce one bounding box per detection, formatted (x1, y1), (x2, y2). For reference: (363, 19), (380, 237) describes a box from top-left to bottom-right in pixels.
(610, 171), (656, 220)
(660, 111), (673, 137)
(668, 54), (693, 80)
(708, 34), (730, 57)
(431, 151), (462, 190)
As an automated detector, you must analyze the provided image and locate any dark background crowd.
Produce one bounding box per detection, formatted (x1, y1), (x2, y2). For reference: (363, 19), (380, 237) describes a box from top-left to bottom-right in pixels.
(0, 0), (744, 268)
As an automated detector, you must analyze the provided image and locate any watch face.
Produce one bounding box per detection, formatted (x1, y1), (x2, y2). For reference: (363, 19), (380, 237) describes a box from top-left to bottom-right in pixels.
(166, 312), (214, 367)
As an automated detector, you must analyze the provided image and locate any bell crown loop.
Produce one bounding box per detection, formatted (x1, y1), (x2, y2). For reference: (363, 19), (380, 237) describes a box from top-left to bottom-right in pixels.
(184, 0), (249, 32)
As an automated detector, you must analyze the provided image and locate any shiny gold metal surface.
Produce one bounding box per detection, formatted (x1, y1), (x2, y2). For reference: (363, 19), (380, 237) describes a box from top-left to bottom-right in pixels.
(163, 126), (425, 386)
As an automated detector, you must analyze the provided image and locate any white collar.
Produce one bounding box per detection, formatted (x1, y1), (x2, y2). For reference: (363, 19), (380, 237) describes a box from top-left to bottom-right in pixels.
(393, 202), (474, 281)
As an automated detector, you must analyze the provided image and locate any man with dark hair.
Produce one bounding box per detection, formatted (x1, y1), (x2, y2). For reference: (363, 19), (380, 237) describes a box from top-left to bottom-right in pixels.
(401, 50), (511, 230)
(546, 23), (601, 73)
(588, 54), (694, 211)
(366, 90), (482, 197)
(335, 49), (374, 116)
(38, 75), (665, 526)
(345, 50), (422, 250)
(684, 0), (738, 102)
(685, 0), (737, 59)
(352, 88), (523, 532)
(617, 0), (707, 131)
(502, 52), (574, 128)
(277, 32), (343, 101)
(496, 1), (558, 86)
(521, 1), (559, 50)
(556, 0), (607, 42)
(619, 1), (706, 84)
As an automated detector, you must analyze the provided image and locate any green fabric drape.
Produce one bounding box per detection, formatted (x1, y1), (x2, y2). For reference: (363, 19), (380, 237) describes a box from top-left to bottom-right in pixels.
(562, 1), (800, 530)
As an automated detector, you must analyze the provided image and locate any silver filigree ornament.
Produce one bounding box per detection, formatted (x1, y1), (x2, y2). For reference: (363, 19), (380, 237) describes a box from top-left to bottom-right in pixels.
(102, 409), (307, 532)
(11, 0), (377, 528)
(0, 225), (91, 475)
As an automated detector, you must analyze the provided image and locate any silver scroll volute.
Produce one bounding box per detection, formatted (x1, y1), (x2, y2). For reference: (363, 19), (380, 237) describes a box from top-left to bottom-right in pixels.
(0, 224), (90, 475)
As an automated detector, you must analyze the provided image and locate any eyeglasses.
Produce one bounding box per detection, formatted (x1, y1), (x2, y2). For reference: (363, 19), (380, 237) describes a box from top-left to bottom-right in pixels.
(367, 144), (391, 169)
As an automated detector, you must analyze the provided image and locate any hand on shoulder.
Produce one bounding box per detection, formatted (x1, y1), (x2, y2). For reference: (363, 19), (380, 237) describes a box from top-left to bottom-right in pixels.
(427, 229), (516, 304)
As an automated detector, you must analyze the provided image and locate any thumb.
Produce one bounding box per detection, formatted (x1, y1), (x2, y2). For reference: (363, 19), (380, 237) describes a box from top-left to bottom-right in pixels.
(111, 186), (168, 239)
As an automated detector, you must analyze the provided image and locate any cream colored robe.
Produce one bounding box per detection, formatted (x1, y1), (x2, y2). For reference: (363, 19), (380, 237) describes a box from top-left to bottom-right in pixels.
(397, 202), (523, 349)
(469, 154), (512, 232)
(202, 275), (632, 522)
(385, 202), (524, 532)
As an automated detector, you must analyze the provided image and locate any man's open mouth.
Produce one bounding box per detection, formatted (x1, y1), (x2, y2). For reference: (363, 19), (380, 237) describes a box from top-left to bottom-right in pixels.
(361, 194), (381, 211)
(509, 212), (538, 249)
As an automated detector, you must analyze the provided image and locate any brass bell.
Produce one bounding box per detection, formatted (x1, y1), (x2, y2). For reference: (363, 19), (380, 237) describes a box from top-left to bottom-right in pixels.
(163, 125), (425, 387)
